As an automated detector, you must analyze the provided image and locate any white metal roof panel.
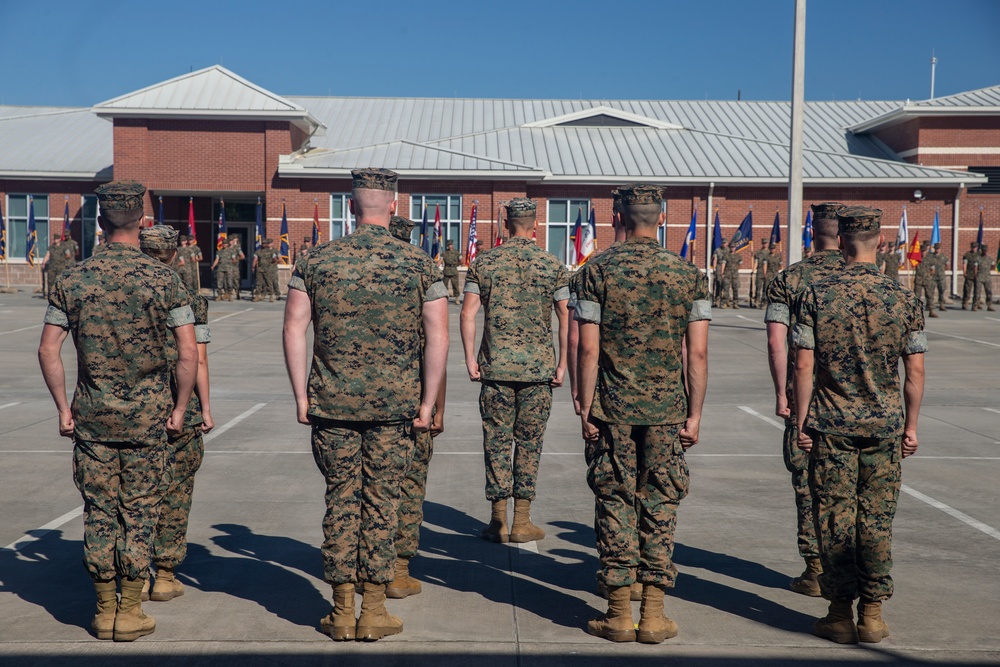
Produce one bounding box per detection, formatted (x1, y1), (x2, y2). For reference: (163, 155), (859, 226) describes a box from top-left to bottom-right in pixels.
(0, 107), (112, 178)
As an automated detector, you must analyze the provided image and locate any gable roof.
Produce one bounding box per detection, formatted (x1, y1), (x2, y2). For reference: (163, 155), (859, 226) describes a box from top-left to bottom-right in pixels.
(849, 83), (1000, 133)
(0, 107), (112, 180)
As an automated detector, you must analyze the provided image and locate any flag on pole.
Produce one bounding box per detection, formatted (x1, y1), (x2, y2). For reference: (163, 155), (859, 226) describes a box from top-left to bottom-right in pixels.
(466, 202), (478, 264)
(730, 209), (753, 252)
(931, 209), (941, 246)
(494, 203), (504, 247)
(157, 196), (164, 227)
(895, 208), (909, 267)
(580, 207), (597, 265)
(432, 204), (442, 261)
(571, 207), (584, 265)
(0, 199), (7, 261)
(420, 204), (431, 255)
(907, 231), (922, 267)
(26, 196), (37, 267)
(278, 203), (290, 264)
(712, 211), (722, 253)
(802, 210), (813, 252)
(995, 244), (1000, 273)
(977, 210), (984, 246)
(312, 201), (320, 247)
(769, 211), (781, 247)
(255, 198), (264, 251)
(63, 198), (71, 239)
(187, 197), (197, 244)
(680, 210), (697, 261)
(216, 200), (227, 251)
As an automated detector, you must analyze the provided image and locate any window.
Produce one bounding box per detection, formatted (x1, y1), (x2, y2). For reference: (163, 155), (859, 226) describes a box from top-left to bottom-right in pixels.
(329, 194), (355, 240)
(547, 198), (590, 265)
(81, 195), (98, 259)
(410, 195), (462, 250)
(6, 194), (49, 262)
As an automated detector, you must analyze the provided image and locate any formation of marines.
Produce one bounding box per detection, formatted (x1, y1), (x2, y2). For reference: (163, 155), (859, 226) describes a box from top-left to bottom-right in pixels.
(211, 236), (244, 301)
(50, 173), (1000, 648)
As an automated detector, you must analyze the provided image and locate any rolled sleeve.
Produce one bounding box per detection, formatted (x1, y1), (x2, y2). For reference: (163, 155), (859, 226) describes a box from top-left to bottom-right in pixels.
(194, 324), (212, 344)
(574, 299), (601, 324)
(791, 323), (815, 350)
(287, 275), (306, 292)
(463, 281), (480, 295)
(903, 331), (928, 355)
(425, 281), (448, 301)
(553, 286), (570, 302)
(689, 299), (713, 322)
(167, 305), (196, 328)
(43, 305), (69, 329)
(764, 302), (790, 326)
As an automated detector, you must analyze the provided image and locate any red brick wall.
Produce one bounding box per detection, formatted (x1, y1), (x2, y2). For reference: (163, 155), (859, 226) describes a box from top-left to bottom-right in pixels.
(873, 120), (920, 158)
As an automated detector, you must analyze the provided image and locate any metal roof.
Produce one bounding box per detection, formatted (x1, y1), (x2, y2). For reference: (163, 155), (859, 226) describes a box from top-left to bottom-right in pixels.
(911, 84), (1000, 108)
(848, 84), (1000, 133)
(0, 107), (112, 179)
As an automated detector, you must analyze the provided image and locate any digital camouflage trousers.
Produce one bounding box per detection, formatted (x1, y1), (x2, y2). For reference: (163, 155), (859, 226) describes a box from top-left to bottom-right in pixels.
(395, 430), (434, 558)
(783, 418), (819, 559)
(479, 380), (552, 502)
(73, 439), (168, 581)
(312, 418), (411, 585)
(152, 426), (204, 568)
(808, 431), (902, 602)
(586, 420), (689, 588)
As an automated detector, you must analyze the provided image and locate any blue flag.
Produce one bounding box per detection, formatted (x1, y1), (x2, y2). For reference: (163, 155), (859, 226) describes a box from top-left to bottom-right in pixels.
(770, 211), (781, 246)
(279, 204), (290, 264)
(680, 210), (697, 261)
(976, 211), (984, 245)
(256, 198), (265, 250)
(26, 196), (37, 267)
(0, 199), (6, 261)
(931, 210), (941, 246)
(730, 210), (753, 252)
(712, 211), (722, 252)
(157, 196), (164, 226)
(802, 210), (813, 251)
(571, 206), (583, 265)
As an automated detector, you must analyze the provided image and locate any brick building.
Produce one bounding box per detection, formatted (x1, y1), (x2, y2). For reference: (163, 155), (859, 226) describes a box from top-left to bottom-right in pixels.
(1, 66), (997, 293)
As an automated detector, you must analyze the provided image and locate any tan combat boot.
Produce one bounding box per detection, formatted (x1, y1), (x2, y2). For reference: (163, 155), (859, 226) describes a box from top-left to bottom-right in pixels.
(150, 566), (185, 601)
(636, 584), (679, 644)
(857, 598), (890, 643)
(586, 585), (636, 642)
(114, 578), (156, 642)
(481, 499), (509, 543)
(597, 579), (642, 601)
(140, 577), (150, 602)
(790, 557), (822, 597)
(356, 582), (403, 641)
(320, 583), (357, 641)
(509, 499), (545, 543)
(812, 599), (858, 644)
(385, 557), (421, 599)
(91, 580), (118, 640)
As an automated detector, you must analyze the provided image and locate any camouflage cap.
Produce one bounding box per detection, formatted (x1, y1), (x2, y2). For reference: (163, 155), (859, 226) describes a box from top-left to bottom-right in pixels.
(351, 167), (398, 192)
(389, 215), (417, 241)
(95, 180), (146, 211)
(505, 198), (537, 219)
(618, 183), (662, 206)
(139, 225), (179, 251)
(836, 206), (882, 234)
(810, 202), (844, 221)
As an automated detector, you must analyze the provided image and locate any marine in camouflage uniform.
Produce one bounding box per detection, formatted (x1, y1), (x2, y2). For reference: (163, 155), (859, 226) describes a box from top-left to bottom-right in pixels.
(961, 242), (979, 309)
(252, 238), (280, 301)
(721, 241), (742, 308)
(461, 197), (570, 545)
(43, 234), (71, 298)
(712, 244), (729, 305)
(752, 241), (769, 308)
(764, 202), (844, 597)
(283, 169), (448, 641)
(185, 238), (204, 294)
(576, 183), (711, 644)
(792, 206), (926, 645)
(442, 241), (461, 303)
(38, 180), (197, 642)
(913, 243), (937, 316)
(139, 226), (213, 604)
(764, 243), (783, 299)
(212, 243), (232, 300)
(930, 244), (949, 311)
(974, 244), (995, 311)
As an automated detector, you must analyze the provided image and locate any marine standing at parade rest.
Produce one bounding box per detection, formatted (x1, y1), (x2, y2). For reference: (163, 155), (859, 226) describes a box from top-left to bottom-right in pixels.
(913, 243), (938, 316)
(138, 226), (214, 603)
(721, 240), (742, 308)
(227, 236), (245, 299)
(931, 243), (949, 311)
(384, 215), (448, 601)
(461, 197), (570, 544)
(211, 241), (231, 300)
(38, 180), (197, 642)
(252, 238), (280, 301)
(576, 183), (711, 644)
(764, 202), (844, 598)
(764, 242), (783, 298)
(42, 233), (68, 298)
(883, 242), (901, 283)
(961, 241), (979, 309)
(442, 240), (461, 304)
(793, 205), (926, 645)
(752, 240), (769, 308)
(712, 241), (729, 305)
(974, 243), (995, 310)
(186, 236), (204, 293)
(283, 168), (448, 642)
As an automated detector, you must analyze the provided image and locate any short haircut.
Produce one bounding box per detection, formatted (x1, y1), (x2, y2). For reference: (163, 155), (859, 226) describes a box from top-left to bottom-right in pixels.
(351, 189), (395, 217)
(621, 203), (661, 229)
(841, 229), (880, 248)
(507, 215), (535, 232)
(99, 208), (144, 230)
(813, 218), (839, 242)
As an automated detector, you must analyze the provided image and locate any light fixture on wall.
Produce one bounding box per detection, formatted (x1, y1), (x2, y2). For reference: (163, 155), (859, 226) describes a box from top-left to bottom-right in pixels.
(913, 189), (925, 201)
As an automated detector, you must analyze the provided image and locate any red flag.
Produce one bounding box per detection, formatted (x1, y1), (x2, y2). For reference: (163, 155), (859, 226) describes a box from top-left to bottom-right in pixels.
(466, 203), (478, 264)
(187, 197), (197, 243)
(494, 203), (504, 247)
(907, 232), (922, 267)
(312, 201), (320, 246)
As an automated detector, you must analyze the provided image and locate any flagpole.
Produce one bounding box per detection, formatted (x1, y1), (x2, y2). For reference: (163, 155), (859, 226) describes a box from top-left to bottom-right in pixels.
(786, 0), (806, 266)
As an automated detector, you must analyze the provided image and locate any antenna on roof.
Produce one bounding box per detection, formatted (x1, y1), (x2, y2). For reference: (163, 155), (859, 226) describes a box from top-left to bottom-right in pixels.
(737, 89), (741, 101)
(930, 50), (937, 99)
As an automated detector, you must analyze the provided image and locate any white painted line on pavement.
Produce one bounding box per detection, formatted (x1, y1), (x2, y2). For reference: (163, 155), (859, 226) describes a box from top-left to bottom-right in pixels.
(984, 317), (1000, 323)
(983, 408), (1000, 416)
(0, 324), (42, 336)
(211, 308), (254, 323)
(901, 485), (1000, 542)
(2, 505), (84, 553)
(738, 405), (785, 430)
(514, 541), (539, 554)
(736, 314), (764, 327)
(203, 403), (267, 443)
(925, 330), (1000, 348)
(0, 402), (20, 411)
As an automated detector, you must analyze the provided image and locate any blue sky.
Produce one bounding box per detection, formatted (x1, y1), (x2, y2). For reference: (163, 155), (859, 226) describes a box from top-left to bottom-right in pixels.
(2, 0), (998, 106)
